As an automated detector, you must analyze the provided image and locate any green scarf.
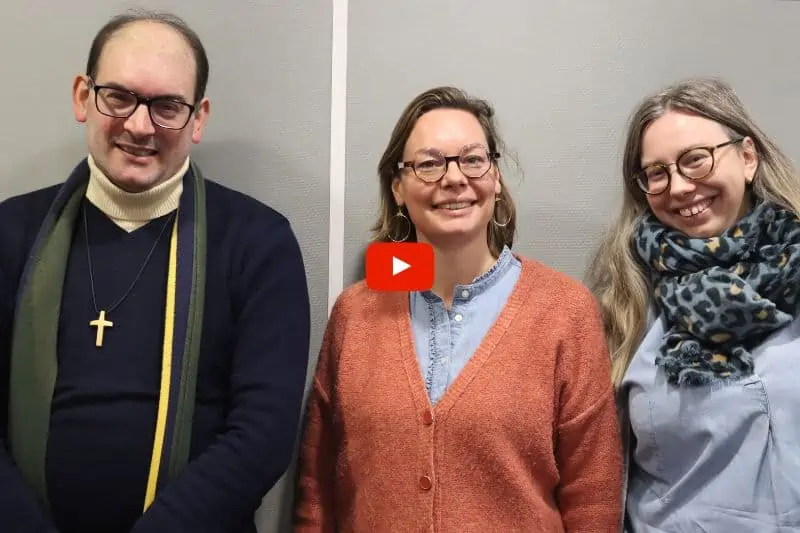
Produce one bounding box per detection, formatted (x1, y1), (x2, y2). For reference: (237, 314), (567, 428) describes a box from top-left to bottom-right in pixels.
(8, 157), (207, 511)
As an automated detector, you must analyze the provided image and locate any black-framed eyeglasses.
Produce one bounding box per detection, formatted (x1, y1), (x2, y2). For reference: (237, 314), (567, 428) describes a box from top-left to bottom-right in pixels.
(397, 144), (500, 183)
(87, 78), (196, 130)
(634, 138), (745, 195)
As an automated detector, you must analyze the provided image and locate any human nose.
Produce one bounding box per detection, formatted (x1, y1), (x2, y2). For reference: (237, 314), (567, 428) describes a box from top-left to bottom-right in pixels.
(668, 166), (696, 196)
(124, 102), (156, 136)
(440, 158), (467, 186)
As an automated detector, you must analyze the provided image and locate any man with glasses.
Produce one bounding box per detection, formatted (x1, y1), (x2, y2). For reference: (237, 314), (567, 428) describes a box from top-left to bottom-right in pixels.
(0, 9), (311, 533)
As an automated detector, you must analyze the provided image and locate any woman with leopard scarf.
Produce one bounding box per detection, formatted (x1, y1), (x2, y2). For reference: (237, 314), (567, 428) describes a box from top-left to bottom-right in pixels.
(587, 77), (800, 532)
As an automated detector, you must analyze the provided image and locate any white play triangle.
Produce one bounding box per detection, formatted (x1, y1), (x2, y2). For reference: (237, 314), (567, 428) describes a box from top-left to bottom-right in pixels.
(392, 256), (411, 276)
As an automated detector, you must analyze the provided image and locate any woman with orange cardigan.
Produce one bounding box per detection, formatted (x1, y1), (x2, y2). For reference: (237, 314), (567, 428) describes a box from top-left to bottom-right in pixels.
(293, 86), (623, 532)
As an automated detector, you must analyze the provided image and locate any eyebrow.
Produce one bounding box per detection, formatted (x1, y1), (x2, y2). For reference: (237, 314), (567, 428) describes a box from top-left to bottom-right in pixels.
(101, 81), (190, 103)
(414, 148), (443, 157)
(640, 141), (718, 167)
(413, 142), (487, 157)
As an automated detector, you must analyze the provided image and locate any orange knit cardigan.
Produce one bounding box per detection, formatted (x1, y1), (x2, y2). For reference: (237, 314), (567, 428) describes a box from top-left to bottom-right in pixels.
(293, 256), (623, 532)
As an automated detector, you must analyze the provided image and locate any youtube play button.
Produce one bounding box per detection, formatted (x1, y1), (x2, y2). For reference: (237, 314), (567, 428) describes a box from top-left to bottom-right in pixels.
(366, 242), (434, 291)
(393, 257), (411, 276)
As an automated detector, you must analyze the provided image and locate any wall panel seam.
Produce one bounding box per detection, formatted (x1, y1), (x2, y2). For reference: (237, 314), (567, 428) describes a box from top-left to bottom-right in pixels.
(327, 0), (348, 315)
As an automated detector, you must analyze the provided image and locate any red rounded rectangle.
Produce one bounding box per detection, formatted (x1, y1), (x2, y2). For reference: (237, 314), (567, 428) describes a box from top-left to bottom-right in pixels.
(365, 242), (434, 292)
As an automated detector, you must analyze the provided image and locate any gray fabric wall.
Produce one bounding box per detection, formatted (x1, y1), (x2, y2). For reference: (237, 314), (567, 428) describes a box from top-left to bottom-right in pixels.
(1, 1), (798, 532)
(344, 0), (800, 284)
(0, 1), (330, 532)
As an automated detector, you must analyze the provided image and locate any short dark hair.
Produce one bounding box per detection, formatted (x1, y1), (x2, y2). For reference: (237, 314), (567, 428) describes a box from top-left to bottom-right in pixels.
(85, 9), (210, 103)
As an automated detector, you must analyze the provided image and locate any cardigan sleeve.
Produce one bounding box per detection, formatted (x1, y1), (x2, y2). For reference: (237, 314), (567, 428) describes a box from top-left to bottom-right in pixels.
(554, 286), (624, 531)
(292, 294), (346, 533)
(130, 215), (311, 533)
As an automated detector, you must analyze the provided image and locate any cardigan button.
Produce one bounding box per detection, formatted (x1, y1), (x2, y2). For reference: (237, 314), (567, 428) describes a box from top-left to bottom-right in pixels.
(422, 410), (433, 425)
(419, 475), (432, 491)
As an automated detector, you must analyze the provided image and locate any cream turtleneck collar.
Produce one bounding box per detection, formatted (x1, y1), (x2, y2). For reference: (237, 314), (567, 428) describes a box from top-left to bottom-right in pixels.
(85, 154), (188, 232)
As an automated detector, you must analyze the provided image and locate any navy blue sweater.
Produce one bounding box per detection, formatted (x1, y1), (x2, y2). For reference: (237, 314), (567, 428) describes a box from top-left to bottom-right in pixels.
(0, 170), (311, 533)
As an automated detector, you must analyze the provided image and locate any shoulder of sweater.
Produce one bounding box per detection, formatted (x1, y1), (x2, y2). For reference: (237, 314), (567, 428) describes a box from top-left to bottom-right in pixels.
(204, 178), (289, 226)
(0, 184), (63, 280)
(329, 279), (401, 324)
(331, 258), (599, 315)
(0, 183), (62, 244)
(332, 279), (377, 311)
(514, 255), (601, 323)
(0, 182), (62, 218)
(517, 255), (595, 301)
(202, 178), (299, 249)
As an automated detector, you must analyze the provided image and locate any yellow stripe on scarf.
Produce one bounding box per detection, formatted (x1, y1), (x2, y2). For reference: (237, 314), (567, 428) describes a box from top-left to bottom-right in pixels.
(143, 215), (179, 510)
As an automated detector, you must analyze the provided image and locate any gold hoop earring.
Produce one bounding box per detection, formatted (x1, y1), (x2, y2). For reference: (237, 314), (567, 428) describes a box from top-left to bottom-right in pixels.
(492, 196), (511, 227)
(390, 207), (411, 242)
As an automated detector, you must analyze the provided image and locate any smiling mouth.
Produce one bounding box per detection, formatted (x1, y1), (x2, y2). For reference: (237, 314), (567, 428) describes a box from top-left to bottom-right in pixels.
(434, 201), (475, 210)
(116, 143), (158, 158)
(677, 197), (714, 218)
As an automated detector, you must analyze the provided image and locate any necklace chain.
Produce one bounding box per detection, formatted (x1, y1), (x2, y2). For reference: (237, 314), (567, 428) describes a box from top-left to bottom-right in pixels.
(84, 202), (176, 315)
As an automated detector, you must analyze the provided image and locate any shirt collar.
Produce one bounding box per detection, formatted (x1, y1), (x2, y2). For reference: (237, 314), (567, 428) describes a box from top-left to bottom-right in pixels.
(418, 245), (515, 303)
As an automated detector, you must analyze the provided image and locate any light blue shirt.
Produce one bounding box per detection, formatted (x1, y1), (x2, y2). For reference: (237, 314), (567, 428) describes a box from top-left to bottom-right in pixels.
(409, 246), (520, 406)
(622, 312), (800, 532)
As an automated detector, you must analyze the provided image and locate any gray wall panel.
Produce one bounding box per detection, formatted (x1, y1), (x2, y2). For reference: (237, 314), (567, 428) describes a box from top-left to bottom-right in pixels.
(344, 0), (800, 284)
(0, 2), (331, 532)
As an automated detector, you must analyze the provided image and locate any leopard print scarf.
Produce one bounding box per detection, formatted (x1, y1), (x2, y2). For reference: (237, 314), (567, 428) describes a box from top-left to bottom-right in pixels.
(635, 200), (800, 386)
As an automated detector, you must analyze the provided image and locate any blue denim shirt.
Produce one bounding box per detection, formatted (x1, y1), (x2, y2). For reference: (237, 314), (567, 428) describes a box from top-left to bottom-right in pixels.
(621, 313), (800, 532)
(409, 246), (520, 406)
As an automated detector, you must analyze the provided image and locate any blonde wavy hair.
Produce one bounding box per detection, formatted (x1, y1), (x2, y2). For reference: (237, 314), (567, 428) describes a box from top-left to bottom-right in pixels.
(586, 77), (800, 387)
(371, 86), (517, 258)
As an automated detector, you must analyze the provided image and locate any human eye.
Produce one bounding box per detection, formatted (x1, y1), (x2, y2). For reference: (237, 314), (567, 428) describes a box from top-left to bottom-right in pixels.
(463, 155), (486, 166)
(414, 154), (444, 171)
(681, 149), (710, 168)
(645, 165), (667, 180)
(152, 100), (183, 118)
(103, 89), (134, 105)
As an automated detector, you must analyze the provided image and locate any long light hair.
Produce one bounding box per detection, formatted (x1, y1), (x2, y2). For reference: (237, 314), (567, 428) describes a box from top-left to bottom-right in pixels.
(372, 86), (517, 258)
(586, 77), (800, 387)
